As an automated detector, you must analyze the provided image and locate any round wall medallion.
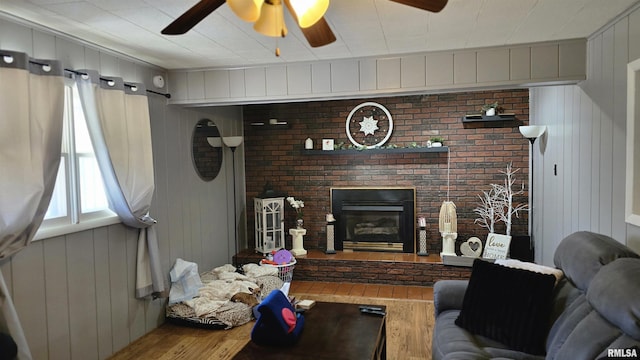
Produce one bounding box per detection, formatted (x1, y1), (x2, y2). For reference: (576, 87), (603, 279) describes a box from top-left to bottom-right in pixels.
(345, 102), (393, 148)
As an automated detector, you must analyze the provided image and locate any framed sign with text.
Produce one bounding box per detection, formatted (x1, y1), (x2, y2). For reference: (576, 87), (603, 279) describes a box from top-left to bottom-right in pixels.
(482, 233), (511, 260)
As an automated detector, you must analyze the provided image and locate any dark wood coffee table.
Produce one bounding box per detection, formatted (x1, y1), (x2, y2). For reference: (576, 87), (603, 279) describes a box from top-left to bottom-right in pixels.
(233, 302), (386, 360)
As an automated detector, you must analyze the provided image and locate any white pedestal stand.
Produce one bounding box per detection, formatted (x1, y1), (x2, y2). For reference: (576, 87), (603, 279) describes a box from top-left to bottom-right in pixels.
(440, 232), (458, 257)
(289, 228), (307, 256)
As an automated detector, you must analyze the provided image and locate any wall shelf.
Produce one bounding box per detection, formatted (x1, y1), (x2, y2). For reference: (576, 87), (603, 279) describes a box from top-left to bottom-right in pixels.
(249, 122), (290, 129)
(462, 113), (516, 122)
(302, 146), (449, 155)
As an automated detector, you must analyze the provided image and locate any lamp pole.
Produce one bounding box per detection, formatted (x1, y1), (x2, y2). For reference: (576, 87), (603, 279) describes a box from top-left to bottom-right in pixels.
(230, 146), (238, 265)
(527, 136), (537, 250)
(223, 136), (244, 266)
(519, 125), (547, 258)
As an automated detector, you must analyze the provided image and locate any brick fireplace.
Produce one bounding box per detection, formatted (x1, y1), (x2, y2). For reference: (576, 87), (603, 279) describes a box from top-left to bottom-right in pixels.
(242, 89), (530, 254)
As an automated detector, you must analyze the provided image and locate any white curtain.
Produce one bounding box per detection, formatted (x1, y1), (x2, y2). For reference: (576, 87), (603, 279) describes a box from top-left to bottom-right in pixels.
(75, 70), (165, 299)
(0, 50), (65, 360)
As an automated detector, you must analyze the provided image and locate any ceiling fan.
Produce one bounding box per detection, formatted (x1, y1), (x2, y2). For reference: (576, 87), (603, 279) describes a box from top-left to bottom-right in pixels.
(162, 0), (448, 49)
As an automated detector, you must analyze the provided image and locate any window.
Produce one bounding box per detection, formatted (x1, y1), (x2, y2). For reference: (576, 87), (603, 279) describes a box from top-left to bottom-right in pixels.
(35, 78), (118, 240)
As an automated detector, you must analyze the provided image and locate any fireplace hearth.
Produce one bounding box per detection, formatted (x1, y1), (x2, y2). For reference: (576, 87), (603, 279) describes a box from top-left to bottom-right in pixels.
(331, 187), (415, 253)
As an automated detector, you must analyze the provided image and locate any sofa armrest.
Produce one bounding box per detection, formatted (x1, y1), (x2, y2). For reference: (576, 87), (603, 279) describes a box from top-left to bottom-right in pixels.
(433, 280), (469, 317)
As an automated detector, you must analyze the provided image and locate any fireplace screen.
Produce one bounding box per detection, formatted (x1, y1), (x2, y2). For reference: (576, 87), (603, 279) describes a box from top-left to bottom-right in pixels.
(331, 188), (415, 253)
(343, 206), (402, 251)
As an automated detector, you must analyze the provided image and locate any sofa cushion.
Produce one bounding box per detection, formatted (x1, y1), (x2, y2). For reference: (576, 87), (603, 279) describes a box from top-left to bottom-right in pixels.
(544, 299), (640, 360)
(553, 231), (639, 291)
(587, 258), (640, 340)
(433, 280), (469, 316)
(455, 259), (556, 355)
(433, 310), (546, 360)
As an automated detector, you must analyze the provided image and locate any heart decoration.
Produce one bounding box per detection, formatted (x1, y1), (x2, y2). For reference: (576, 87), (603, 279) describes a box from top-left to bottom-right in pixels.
(460, 237), (483, 258)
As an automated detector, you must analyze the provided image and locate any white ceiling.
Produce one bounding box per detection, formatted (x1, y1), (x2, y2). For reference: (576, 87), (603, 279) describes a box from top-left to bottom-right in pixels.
(1, 0), (638, 70)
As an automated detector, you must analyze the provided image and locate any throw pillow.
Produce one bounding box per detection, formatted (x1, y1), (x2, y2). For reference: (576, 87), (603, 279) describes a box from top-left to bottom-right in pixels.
(455, 259), (557, 355)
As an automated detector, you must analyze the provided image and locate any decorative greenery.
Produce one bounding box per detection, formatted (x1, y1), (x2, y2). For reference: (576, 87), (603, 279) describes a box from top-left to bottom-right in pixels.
(482, 101), (499, 112)
(324, 141), (449, 151)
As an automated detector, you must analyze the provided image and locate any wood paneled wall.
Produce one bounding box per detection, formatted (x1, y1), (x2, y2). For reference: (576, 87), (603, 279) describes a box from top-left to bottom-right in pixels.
(0, 15), (243, 359)
(169, 39), (587, 106)
(531, 4), (640, 265)
(2, 1), (640, 357)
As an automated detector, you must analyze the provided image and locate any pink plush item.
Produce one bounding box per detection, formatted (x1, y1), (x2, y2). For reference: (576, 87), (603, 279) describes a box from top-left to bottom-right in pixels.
(281, 308), (296, 334)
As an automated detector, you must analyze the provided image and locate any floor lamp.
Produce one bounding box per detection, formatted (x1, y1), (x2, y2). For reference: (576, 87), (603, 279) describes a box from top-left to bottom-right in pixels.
(518, 125), (547, 254)
(223, 136), (243, 266)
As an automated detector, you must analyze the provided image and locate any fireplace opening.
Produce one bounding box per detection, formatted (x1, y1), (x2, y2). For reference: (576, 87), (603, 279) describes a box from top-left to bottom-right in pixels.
(331, 187), (415, 253)
(343, 207), (403, 251)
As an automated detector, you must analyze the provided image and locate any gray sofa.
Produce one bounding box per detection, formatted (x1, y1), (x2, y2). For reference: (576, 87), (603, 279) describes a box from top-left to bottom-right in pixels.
(432, 231), (640, 360)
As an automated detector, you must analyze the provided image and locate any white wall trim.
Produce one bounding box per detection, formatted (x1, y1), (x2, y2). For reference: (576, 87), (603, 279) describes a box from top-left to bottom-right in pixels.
(169, 39), (587, 107)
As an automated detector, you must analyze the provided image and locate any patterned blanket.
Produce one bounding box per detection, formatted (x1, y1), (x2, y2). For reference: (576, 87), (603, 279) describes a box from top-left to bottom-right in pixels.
(166, 263), (283, 329)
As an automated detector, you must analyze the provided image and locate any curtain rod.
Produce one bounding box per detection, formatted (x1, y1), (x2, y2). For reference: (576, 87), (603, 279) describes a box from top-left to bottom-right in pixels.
(63, 68), (171, 99)
(2, 55), (172, 99)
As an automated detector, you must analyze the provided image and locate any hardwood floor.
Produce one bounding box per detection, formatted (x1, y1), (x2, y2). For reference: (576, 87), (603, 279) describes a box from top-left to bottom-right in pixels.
(291, 280), (434, 301)
(108, 281), (435, 360)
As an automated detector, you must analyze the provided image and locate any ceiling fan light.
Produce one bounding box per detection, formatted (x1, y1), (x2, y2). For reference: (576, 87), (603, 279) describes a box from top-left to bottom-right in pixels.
(288, 0), (329, 28)
(253, 2), (288, 37)
(227, 0), (264, 22)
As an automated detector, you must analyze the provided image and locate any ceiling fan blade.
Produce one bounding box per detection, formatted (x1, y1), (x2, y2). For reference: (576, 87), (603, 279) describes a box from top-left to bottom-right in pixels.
(161, 0), (226, 35)
(283, 0), (335, 48)
(389, 0), (448, 13)
(300, 17), (336, 48)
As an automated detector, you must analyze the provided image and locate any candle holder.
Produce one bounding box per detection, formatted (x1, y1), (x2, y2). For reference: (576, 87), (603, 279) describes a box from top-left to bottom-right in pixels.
(326, 213), (336, 254)
(439, 201), (458, 257)
(417, 217), (428, 256)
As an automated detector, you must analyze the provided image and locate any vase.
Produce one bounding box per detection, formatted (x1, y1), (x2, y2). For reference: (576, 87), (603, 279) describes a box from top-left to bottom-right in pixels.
(296, 218), (304, 229)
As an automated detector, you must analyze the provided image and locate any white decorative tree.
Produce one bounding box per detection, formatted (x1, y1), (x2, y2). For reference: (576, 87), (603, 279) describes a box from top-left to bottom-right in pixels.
(496, 163), (528, 236)
(473, 185), (500, 233)
(474, 163), (529, 236)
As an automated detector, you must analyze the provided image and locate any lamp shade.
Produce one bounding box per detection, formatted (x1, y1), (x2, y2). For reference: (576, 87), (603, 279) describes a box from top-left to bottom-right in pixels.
(253, 1), (287, 37)
(207, 137), (223, 147)
(288, 0), (329, 28)
(519, 125), (547, 139)
(223, 136), (244, 148)
(227, 0), (264, 22)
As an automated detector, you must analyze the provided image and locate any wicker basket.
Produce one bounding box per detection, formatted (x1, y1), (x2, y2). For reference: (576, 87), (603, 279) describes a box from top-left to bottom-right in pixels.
(261, 259), (296, 282)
